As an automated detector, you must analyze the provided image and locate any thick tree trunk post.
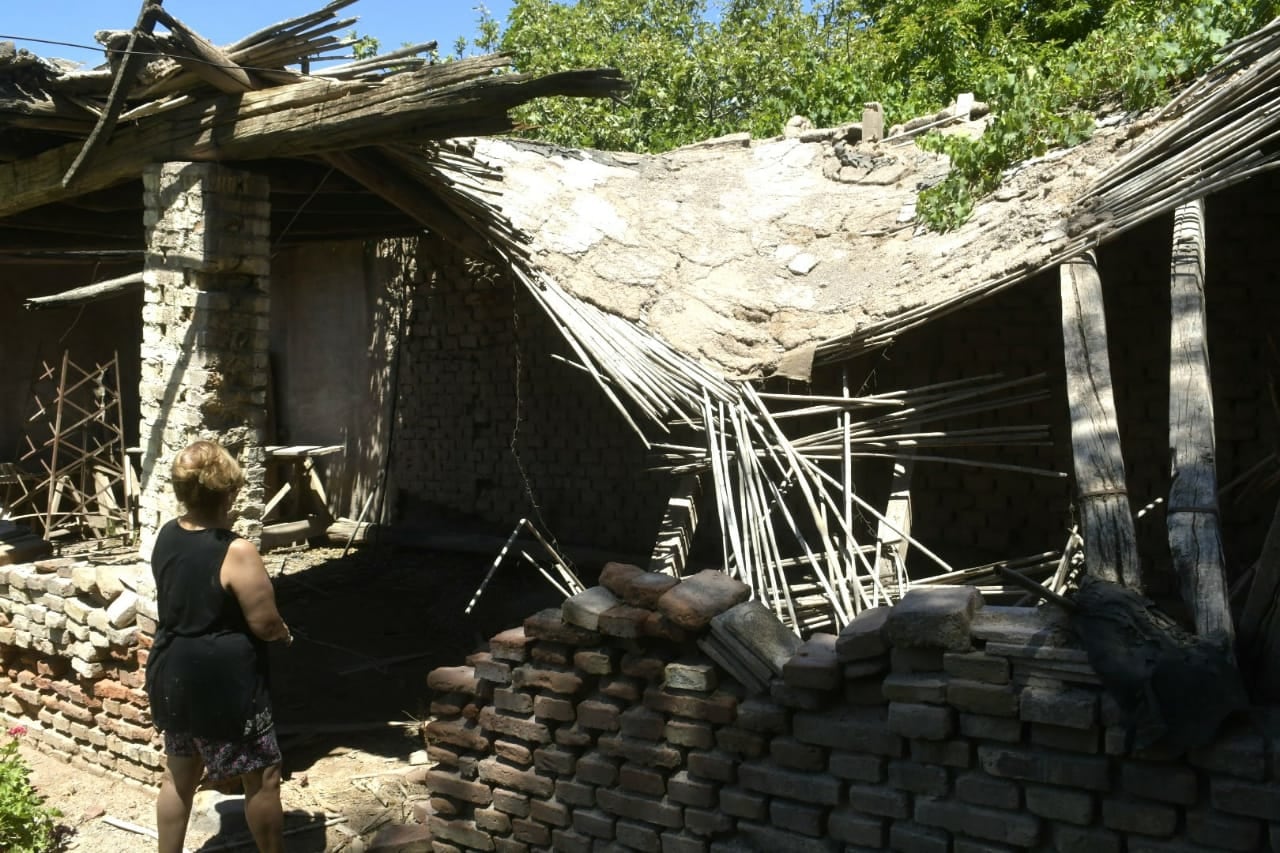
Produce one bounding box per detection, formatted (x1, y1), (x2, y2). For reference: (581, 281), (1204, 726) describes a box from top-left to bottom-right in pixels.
(1060, 252), (1142, 589)
(1167, 199), (1234, 646)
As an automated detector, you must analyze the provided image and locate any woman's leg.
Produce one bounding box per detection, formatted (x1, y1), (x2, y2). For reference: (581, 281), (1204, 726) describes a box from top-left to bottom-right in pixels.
(156, 754), (203, 853)
(241, 762), (285, 853)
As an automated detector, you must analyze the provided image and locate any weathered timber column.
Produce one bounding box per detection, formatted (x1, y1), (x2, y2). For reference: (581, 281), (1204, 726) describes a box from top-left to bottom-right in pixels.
(1060, 251), (1142, 589)
(1167, 199), (1233, 644)
(137, 163), (271, 556)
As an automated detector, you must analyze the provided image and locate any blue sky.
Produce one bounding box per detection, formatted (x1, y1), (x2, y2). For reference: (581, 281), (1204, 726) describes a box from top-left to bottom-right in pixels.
(3, 1), (516, 67)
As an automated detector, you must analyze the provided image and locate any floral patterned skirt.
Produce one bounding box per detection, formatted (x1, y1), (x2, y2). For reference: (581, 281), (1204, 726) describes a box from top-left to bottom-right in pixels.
(163, 728), (282, 782)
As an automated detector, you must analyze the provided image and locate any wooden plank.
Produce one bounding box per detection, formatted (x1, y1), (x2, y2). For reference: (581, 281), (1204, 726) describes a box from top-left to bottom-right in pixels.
(647, 474), (702, 577)
(260, 516), (328, 551)
(1060, 252), (1142, 588)
(1166, 199), (1233, 644)
(24, 272), (144, 310)
(873, 454), (914, 601)
(0, 58), (626, 218)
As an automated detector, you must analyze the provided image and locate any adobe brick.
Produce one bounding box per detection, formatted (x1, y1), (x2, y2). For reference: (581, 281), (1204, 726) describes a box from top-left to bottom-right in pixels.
(598, 734), (683, 769)
(575, 753), (620, 786)
(529, 797), (571, 827)
(618, 705), (665, 741)
(426, 770), (493, 806)
(493, 838), (527, 853)
(1019, 686), (1098, 730)
(888, 760), (950, 796)
(960, 713), (1022, 743)
(769, 680), (827, 710)
(828, 807), (885, 847)
(474, 656), (512, 685)
(771, 798), (827, 837)
(667, 770), (716, 809)
(595, 788), (684, 829)
(490, 626), (533, 662)
(1030, 723), (1100, 754)
(953, 840), (1018, 853)
(734, 696), (788, 733)
(555, 725), (594, 748)
(1049, 829), (1121, 853)
(1210, 777), (1280, 819)
(736, 821), (842, 853)
(882, 674), (950, 704)
(477, 757), (554, 798)
(686, 749), (735, 783)
(619, 763), (667, 796)
(737, 760), (842, 804)
(495, 739), (533, 766)
(511, 664), (584, 696)
(523, 608), (601, 645)
(769, 735), (825, 771)
(532, 694), (575, 722)
(643, 686), (737, 724)
(573, 648), (618, 676)
(491, 788), (530, 817)
(915, 797), (1041, 847)
(977, 744), (1110, 790)
(1121, 760), (1198, 805)
(843, 656), (889, 681)
(949, 680), (1018, 716)
(837, 606), (891, 661)
(577, 698), (624, 731)
(665, 719), (714, 749)
(660, 831), (708, 853)
(846, 782), (909, 819)
(719, 786), (768, 820)
(475, 807), (512, 834)
(793, 706), (904, 756)
(828, 751), (885, 782)
(715, 725), (766, 758)
(479, 707), (552, 744)
(622, 651), (673, 682)
(910, 738), (972, 768)
(531, 641), (572, 666)
(616, 819), (662, 852)
(533, 745), (576, 775)
(944, 651), (1010, 684)
(665, 660), (718, 693)
(601, 675), (645, 703)
(888, 702), (955, 741)
(1101, 796), (1177, 836)
(428, 665), (480, 695)
(683, 806), (732, 837)
(572, 807), (617, 839)
(955, 771), (1020, 809)
(555, 778), (597, 806)
(1186, 807), (1264, 851)
(1025, 784), (1093, 825)
(550, 828), (593, 853)
(889, 820), (949, 853)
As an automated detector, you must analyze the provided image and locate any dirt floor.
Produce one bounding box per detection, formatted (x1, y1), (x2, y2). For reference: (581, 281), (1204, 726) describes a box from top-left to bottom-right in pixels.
(14, 537), (572, 852)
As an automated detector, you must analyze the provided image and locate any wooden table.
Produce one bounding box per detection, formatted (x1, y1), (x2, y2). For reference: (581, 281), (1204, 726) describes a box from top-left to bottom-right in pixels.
(261, 444), (342, 551)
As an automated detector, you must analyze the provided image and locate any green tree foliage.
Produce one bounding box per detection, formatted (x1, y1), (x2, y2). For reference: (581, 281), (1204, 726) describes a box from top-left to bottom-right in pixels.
(0, 736), (64, 853)
(490, 0), (1277, 225)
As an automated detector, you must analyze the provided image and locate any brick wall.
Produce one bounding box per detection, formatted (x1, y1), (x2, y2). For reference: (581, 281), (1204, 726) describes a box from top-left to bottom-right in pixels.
(0, 557), (161, 783)
(137, 162), (272, 554)
(392, 235), (670, 554)
(426, 569), (1280, 853)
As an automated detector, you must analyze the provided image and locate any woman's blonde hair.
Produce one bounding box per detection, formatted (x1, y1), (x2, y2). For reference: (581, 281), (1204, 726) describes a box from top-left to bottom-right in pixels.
(171, 440), (245, 515)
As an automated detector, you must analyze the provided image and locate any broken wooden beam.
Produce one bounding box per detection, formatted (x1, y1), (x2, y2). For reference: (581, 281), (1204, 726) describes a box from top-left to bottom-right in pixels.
(1166, 199), (1233, 645)
(1060, 251), (1142, 589)
(24, 272), (144, 310)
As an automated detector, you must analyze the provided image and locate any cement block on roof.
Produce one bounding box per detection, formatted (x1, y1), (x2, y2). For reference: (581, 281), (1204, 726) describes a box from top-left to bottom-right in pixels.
(886, 587), (983, 651)
(562, 586), (620, 632)
(713, 600), (801, 675)
(656, 569), (750, 631)
(784, 632), (841, 691)
(836, 605), (891, 662)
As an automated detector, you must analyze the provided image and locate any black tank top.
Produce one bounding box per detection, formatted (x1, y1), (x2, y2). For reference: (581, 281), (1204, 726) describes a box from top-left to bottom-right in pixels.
(144, 520), (272, 739)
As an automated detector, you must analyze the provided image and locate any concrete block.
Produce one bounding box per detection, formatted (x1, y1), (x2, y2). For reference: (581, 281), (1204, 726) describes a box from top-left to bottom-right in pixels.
(887, 702), (955, 741)
(1025, 784), (1094, 824)
(883, 673), (950, 704)
(955, 771), (1020, 809)
(915, 797), (1041, 846)
(945, 651), (1010, 683)
(599, 604), (651, 639)
(1019, 685), (1098, 729)
(737, 760), (842, 804)
(1101, 796), (1177, 836)
(886, 586), (982, 651)
(665, 660), (718, 692)
(887, 759), (949, 796)
(888, 820), (949, 853)
(827, 808), (886, 847)
(106, 590), (138, 629)
(711, 600), (801, 675)
(1185, 807), (1264, 851)
(599, 561), (646, 598)
(770, 798), (827, 836)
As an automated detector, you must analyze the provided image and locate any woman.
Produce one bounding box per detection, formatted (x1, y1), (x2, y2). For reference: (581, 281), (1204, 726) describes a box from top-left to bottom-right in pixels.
(144, 440), (292, 853)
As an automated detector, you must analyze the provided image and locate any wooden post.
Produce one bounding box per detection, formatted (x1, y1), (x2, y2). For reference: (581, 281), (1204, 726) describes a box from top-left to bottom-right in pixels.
(1060, 252), (1142, 589)
(1167, 199), (1234, 645)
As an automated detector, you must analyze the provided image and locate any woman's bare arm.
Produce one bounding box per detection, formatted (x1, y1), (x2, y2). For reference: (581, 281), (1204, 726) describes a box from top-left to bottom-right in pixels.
(221, 538), (291, 643)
